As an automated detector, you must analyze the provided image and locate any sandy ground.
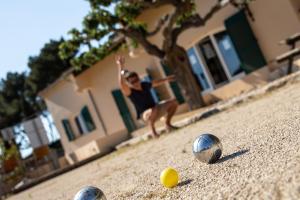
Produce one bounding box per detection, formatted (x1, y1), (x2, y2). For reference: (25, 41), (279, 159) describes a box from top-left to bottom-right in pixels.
(7, 81), (300, 200)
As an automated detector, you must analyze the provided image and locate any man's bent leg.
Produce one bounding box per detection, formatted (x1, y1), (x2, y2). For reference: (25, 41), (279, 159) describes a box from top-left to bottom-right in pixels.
(165, 99), (179, 129)
(156, 99), (179, 131)
(143, 108), (160, 138)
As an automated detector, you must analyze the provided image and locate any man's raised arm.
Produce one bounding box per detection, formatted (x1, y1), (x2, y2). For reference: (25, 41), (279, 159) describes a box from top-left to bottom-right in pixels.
(115, 55), (131, 96)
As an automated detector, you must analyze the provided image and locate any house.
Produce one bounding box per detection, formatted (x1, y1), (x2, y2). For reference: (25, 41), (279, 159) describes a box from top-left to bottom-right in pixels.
(39, 0), (300, 164)
(0, 117), (66, 194)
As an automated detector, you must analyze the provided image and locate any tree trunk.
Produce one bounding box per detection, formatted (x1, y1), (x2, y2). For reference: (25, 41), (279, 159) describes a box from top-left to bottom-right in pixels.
(163, 45), (205, 110)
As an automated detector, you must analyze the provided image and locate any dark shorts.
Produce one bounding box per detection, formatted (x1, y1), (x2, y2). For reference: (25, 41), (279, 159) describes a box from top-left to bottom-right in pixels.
(141, 99), (176, 122)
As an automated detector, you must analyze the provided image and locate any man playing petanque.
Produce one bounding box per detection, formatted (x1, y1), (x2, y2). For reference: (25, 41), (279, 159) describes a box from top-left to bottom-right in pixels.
(116, 55), (179, 138)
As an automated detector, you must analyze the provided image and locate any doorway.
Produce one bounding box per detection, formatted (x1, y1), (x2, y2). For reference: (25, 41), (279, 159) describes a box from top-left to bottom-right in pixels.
(198, 37), (229, 87)
(214, 31), (244, 77)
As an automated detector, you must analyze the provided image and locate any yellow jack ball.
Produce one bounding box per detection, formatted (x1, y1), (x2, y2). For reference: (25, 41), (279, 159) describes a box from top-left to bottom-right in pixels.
(160, 167), (179, 188)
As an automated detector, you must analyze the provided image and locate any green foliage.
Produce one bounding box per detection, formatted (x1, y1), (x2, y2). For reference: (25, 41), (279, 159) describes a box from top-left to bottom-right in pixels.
(27, 39), (71, 93)
(88, 0), (119, 9)
(115, 2), (142, 22)
(60, 0), (253, 72)
(1, 142), (18, 161)
(0, 39), (73, 129)
(0, 72), (35, 128)
(59, 1), (147, 69)
(176, 3), (197, 26)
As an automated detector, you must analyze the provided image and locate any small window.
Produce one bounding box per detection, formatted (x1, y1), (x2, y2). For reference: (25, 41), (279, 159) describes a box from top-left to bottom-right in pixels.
(75, 116), (83, 135)
(80, 106), (96, 132)
(75, 115), (89, 135)
(61, 119), (75, 141)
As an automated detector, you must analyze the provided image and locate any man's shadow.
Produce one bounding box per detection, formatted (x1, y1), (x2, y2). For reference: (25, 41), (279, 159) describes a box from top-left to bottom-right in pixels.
(216, 149), (249, 164)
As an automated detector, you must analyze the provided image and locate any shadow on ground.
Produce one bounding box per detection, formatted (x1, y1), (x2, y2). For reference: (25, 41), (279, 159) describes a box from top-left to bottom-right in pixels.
(177, 179), (194, 187)
(216, 149), (249, 164)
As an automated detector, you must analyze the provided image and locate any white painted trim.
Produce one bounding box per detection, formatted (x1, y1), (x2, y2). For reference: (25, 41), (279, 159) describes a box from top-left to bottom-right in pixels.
(185, 27), (227, 50)
(192, 46), (214, 93)
(211, 32), (247, 82)
(194, 39), (217, 89)
(210, 34), (232, 81)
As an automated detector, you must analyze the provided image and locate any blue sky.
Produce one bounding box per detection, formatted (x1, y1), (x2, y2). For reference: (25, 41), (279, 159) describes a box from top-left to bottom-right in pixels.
(0, 0), (90, 79)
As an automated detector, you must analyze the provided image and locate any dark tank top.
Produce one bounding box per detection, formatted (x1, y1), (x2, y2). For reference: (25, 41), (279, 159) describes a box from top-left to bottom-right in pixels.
(128, 81), (156, 119)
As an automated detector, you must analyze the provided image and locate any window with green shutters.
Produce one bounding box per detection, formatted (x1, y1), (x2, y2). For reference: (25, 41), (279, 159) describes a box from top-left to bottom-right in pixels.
(75, 116), (84, 135)
(80, 106), (96, 132)
(61, 119), (75, 141)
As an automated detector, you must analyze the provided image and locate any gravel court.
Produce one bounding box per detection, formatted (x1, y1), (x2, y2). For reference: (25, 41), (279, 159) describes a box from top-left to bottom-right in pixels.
(7, 81), (300, 200)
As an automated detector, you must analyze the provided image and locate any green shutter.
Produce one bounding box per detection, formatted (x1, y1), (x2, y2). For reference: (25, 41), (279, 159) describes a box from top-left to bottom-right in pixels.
(61, 119), (75, 141)
(161, 63), (185, 104)
(111, 89), (136, 133)
(81, 106), (96, 132)
(225, 10), (267, 74)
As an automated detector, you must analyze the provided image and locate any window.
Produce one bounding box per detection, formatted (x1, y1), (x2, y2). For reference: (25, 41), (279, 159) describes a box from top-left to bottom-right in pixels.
(75, 114), (90, 135)
(214, 31), (243, 76)
(224, 11), (266, 73)
(197, 37), (229, 86)
(80, 106), (96, 132)
(61, 119), (75, 141)
(75, 116), (83, 135)
(187, 47), (211, 92)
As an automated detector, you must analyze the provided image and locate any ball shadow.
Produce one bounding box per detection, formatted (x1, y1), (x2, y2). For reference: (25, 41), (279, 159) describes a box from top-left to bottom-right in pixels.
(215, 149), (249, 164)
(177, 179), (193, 187)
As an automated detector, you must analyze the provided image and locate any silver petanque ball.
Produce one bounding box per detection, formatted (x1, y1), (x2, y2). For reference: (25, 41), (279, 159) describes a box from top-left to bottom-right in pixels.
(193, 134), (223, 164)
(74, 186), (107, 200)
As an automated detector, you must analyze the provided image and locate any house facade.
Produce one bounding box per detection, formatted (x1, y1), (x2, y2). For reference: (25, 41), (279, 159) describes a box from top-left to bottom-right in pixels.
(40, 0), (300, 164)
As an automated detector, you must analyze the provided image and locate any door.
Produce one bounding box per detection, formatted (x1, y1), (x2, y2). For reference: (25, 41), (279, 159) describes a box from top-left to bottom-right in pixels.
(111, 89), (136, 133)
(214, 31), (244, 77)
(187, 47), (212, 92)
(198, 37), (229, 86)
(225, 10), (266, 74)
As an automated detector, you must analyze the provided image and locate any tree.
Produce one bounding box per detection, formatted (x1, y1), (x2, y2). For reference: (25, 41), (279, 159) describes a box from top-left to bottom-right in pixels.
(25, 39), (74, 118)
(60, 0), (252, 110)
(0, 72), (35, 129)
(27, 39), (72, 93)
(0, 39), (73, 129)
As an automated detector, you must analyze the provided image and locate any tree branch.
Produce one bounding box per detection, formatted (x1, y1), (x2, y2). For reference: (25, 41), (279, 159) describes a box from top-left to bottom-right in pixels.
(162, 0), (195, 51)
(146, 15), (169, 37)
(171, 14), (204, 45)
(229, 0), (255, 21)
(126, 0), (177, 9)
(203, 0), (224, 22)
(169, 0), (227, 48)
(164, 0), (194, 34)
(120, 28), (165, 59)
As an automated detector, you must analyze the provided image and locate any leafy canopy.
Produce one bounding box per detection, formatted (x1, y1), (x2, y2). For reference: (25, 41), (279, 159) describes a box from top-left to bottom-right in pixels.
(0, 39), (72, 129)
(60, 0), (253, 69)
